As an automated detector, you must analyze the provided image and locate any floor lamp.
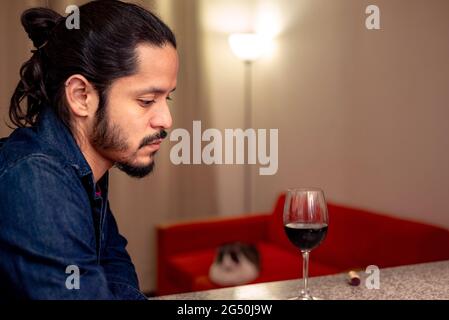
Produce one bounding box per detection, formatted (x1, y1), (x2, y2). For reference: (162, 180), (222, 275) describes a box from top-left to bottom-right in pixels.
(229, 33), (270, 213)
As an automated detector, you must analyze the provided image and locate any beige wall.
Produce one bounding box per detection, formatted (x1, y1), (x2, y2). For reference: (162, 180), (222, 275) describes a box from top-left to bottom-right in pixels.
(1, 0), (448, 293)
(0, 1), (36, 136)
(200, 0), (449, 229)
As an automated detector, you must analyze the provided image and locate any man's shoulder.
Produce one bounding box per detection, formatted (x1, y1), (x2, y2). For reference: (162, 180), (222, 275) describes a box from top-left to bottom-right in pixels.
(0, 127), (68, 175)
(0, 129), (90, 218)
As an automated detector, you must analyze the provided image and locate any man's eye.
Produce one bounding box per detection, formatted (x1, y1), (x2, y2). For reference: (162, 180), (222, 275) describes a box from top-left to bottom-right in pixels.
(166, 96), (173, 101)
(138, 100), (155, 107)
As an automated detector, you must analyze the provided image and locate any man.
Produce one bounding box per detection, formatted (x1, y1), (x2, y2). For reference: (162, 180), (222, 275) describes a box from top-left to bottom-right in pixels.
(0, 0), (178, 299)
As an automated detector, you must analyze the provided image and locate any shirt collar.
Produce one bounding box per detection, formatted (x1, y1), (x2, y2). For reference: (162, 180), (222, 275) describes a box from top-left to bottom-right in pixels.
(37, 106), (111, 201)
(36, 105), (93, 178)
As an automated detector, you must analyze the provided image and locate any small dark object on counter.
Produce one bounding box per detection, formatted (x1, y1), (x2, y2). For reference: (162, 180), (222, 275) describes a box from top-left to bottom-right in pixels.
(347, 271), (361, 286)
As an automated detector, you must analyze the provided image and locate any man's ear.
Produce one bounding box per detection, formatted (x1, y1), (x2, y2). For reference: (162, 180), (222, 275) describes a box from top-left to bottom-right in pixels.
(64, 74), (99, 118)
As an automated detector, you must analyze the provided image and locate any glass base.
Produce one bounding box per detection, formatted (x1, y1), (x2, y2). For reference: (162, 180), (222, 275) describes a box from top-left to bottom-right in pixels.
(288, 295), (320, 300)
(288, 290), (320, 300)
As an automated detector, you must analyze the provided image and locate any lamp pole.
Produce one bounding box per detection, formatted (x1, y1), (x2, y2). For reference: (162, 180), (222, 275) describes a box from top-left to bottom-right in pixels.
(229, 32), (271, 214)
(244, 60), (253, 213)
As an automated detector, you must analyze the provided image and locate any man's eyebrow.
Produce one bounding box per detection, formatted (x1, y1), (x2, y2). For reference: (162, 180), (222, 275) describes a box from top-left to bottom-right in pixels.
(134, 87), (177, 95)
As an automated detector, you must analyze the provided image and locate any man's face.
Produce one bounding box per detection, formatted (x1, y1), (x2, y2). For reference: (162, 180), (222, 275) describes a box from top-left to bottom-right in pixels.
(91, 43), (178, 178)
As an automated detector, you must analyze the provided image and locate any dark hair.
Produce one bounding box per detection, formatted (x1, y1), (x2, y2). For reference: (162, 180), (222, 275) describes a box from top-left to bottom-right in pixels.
(9, 0), (176, 129)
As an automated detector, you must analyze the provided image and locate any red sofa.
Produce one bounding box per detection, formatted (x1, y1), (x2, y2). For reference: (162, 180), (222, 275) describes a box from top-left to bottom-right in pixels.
(156, 194), (449, 296)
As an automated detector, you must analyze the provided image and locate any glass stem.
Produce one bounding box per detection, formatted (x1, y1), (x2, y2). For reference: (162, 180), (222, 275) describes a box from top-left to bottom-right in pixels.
(302, 250), (310, 298)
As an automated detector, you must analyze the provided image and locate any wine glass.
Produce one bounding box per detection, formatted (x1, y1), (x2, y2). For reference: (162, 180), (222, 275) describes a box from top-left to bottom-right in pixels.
(283, 188), (329, 300)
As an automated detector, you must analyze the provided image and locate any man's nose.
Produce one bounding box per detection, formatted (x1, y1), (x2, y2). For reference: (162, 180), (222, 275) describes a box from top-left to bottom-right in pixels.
(151, 101), (173, 130)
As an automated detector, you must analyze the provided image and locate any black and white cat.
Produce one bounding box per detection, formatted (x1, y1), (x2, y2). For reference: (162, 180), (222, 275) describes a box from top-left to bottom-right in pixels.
(209, 242), (261, 286)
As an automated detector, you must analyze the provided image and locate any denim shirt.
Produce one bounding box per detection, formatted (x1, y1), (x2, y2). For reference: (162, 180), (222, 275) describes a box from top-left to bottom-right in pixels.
(0, 106), (147, 300)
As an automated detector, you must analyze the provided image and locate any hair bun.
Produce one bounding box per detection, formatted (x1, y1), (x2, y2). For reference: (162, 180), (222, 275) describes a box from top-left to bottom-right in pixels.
(21, 8), (62, 49)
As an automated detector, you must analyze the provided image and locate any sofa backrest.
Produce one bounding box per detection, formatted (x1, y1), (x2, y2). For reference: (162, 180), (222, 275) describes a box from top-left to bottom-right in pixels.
(267, 194), (449, 270)
(317, 203), (449, 269)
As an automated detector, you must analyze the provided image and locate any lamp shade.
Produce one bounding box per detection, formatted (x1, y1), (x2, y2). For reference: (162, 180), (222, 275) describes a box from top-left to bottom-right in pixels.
(228, 33), (270, 62)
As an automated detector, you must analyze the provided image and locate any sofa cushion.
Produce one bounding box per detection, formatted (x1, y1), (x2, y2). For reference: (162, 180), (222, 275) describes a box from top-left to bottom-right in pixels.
(165, 241), (341, 293)
(255, 242), (341, 283)
(166, 248), (215, 292)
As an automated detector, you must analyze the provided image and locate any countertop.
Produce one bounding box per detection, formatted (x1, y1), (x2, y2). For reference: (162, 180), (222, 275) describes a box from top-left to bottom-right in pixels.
(153, 260), (449, 300)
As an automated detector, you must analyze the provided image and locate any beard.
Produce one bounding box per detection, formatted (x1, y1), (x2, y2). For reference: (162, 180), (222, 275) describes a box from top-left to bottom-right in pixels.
(90, 101), (166, 178)
(114, 161), (155, 179)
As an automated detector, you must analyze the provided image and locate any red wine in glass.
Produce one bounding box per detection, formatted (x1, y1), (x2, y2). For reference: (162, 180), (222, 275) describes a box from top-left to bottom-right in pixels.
(284, 223), (328, 251)
(283, 189), (329, 300)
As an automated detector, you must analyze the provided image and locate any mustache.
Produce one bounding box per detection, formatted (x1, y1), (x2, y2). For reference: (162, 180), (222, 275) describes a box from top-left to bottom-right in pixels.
(138, 130), (168, 149)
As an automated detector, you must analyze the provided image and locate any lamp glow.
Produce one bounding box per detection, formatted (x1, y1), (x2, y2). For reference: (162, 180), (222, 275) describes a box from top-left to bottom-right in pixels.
(228, 33), (271, 62)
